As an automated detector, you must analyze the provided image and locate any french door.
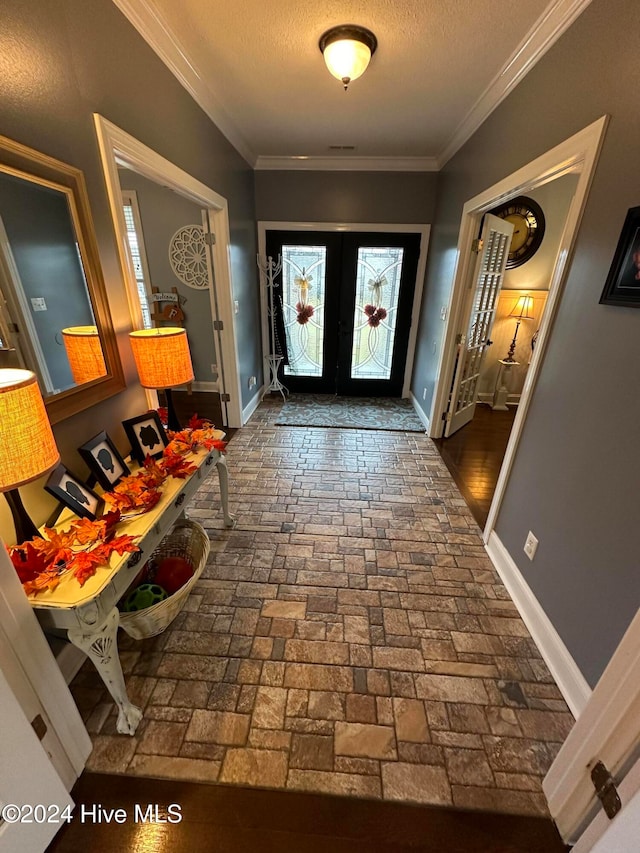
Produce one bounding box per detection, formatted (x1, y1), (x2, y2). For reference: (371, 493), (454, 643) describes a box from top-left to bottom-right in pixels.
(265, 230), (420, 396)
(444, 213), (514, 436)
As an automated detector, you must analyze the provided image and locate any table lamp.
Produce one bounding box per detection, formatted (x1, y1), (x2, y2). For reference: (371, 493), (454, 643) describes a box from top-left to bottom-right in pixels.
(0, 369), (60, 543)
(504, 294), (534, 362)
(62, 325), (107, 384)
(129, 328), (194, 431)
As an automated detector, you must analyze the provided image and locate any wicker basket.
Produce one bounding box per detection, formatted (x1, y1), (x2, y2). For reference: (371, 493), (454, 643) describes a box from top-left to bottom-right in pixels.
(118, 519), (210, 640)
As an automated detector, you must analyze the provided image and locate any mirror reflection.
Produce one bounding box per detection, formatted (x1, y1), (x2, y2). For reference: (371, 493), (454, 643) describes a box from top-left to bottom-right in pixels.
(0, 169), (107, 396)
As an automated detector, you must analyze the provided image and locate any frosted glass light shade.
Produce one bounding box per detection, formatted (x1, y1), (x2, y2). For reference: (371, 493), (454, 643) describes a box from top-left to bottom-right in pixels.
(0, 369), (60, 490)
(323, 39), (371, 84)
(129, 328), (194, 389)
(319, 25), (377, 89)
(62, 325), (107, 384)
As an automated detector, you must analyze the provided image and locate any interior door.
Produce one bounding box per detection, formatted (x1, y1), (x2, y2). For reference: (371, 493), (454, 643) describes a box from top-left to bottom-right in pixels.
(543, 608), (640, 849)
(0, 666), (74, 853)
(444, 214), (514, 436)
(265, 230), (420, 396)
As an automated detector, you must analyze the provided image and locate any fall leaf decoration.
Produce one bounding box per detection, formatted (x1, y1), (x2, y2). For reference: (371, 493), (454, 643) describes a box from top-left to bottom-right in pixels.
(10, 421), (226, 595)
(8, 509), (139, 595)
(161, 448), (198, 479)
(167, 418), (227, 456)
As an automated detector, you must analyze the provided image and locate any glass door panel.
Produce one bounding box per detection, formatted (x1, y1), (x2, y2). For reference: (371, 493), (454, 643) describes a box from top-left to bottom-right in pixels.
(350, 246), (404, 381)
(281, 244), (326, 378)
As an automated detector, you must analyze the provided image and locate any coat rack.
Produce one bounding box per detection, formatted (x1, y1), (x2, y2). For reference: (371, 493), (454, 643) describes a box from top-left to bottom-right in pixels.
(257, 254), (288, 400)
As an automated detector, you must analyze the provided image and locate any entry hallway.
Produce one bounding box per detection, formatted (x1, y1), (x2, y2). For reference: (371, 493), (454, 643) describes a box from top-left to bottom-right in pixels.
(72, 399), (573, 817)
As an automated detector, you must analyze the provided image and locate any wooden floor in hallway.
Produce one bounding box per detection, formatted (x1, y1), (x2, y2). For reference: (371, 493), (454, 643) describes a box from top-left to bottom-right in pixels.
(47, 772), (568, 852)
(434, 405), (518, 528)
(69, 398), (572, 834)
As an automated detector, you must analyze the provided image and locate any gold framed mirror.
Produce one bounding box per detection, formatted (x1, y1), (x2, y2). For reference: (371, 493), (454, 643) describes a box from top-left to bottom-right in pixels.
(0, 133), (124, 424)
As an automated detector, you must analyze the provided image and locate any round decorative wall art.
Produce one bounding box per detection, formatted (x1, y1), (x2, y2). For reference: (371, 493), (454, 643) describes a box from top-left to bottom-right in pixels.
(169, 225), (209, 289)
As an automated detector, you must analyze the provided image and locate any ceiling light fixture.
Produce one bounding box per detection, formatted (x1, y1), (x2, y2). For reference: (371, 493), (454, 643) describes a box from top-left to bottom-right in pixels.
(319, 25), (377, 91)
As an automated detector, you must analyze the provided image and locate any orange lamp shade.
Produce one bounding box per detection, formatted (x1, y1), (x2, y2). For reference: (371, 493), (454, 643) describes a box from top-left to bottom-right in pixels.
(0, 369), (60, 490)
(62, 326), (107, 384)
(129, 328), (194, 389)
(509, 295), (535, 320)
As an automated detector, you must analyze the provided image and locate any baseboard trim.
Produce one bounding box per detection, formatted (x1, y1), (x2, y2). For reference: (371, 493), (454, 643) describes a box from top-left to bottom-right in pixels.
(477, 392), (521, 405)
(409, 392), (430, 431)
(243, 385), (264, 424)
(485, 531), (592, 718)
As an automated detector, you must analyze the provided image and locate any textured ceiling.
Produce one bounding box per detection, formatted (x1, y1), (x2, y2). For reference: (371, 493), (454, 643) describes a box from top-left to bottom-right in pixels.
(147, 0), (552, 159)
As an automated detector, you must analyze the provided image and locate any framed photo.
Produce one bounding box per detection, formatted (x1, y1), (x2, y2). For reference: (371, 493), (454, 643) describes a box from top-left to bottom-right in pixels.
(122, 411), (169, 464)
(78, 431), (130, 490)
(45, 464), (104, 520)
(600, 206), (640, 307)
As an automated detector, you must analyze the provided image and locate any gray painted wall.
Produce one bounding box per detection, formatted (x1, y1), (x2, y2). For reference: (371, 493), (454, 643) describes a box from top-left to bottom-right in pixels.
(0, 173), (95, 391)
(118, 169), (217, 385)
(414, 0), (639, 685)
(0, 0), (259, 540)
(255, 171), (438, 224)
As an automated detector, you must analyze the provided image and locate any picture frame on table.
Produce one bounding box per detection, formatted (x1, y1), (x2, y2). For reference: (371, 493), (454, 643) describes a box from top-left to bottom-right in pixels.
(44, 464), (104, 520)
(122, 410), (169, 464)
(600, 205), (640, 307)
(78, 431), (130, 490)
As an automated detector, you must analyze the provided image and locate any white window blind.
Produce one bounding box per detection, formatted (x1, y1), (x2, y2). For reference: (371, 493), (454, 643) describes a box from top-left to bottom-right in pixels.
(122, 192), (153, 329)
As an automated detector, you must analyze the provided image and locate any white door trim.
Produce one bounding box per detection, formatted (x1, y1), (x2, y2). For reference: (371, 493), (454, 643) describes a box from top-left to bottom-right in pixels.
(93, 114), (243, 427)
(0, 542), (91, 790)
(257, 221), (430, 397)
(543, 606), (640, 845)
(428, 116), (608, 542)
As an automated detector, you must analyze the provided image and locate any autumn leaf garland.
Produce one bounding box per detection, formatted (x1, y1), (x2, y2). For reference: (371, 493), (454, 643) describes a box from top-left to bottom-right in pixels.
(9, 418), (226, 595)
(9, 509), (139, 594)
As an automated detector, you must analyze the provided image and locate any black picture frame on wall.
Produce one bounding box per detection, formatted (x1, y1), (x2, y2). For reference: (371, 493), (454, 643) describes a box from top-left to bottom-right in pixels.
(44, 464), (104, 520)
(78, 431), (130, 490)
(122, 411), (169, 464)
(600, 205), (640, 307)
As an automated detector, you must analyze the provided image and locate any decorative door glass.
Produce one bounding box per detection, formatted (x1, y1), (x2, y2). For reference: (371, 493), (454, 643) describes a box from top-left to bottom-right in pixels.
(281, 245), (326, 377)
(350, 246), (404, 380)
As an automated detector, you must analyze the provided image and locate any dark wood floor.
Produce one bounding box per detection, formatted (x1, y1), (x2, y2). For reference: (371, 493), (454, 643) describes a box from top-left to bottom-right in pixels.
(433, 405), (517, 528)
(47, 772), (568, 853)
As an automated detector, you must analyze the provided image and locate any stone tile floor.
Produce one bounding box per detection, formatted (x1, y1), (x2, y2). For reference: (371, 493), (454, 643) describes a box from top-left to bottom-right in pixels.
(71, 399), (574, 817)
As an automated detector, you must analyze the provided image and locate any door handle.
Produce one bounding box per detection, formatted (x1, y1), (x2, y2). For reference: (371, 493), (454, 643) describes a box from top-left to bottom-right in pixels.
(485, 339), (493, 347)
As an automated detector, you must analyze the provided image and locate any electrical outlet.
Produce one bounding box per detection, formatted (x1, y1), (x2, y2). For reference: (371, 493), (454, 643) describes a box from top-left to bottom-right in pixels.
(432, 340), (437, 354)
(31, 297), (47, 311)
(211, 363), (217, 374)
(440, 305), (447, 321)
(248, 375), (256, 389)
(524, 531), (539, 561)
(422, 387), (427, 401)
(234, 300), (239, 314)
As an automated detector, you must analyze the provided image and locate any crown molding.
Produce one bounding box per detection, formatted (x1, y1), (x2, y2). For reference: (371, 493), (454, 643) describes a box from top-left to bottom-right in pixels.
(111, 0), (256, 167)
(437, 0), (594, 168)
(254, 155), (439, 172)
(113, 0), (592, 174)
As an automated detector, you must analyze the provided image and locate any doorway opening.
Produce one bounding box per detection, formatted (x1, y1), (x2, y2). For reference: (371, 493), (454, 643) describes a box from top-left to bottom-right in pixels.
(94, 114), (244, 428)
(265, 229), (421, 397)
(434, 174), (577, 527)
(429, 116), (607, 542)
(258, 221), (430, 404)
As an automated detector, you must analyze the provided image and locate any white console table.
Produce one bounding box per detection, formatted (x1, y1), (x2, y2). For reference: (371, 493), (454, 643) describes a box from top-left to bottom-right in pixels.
(29, 439), (233, 735)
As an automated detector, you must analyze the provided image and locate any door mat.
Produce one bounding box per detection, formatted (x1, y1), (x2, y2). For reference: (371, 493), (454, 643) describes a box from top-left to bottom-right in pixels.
(274, 394), (426, 432)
